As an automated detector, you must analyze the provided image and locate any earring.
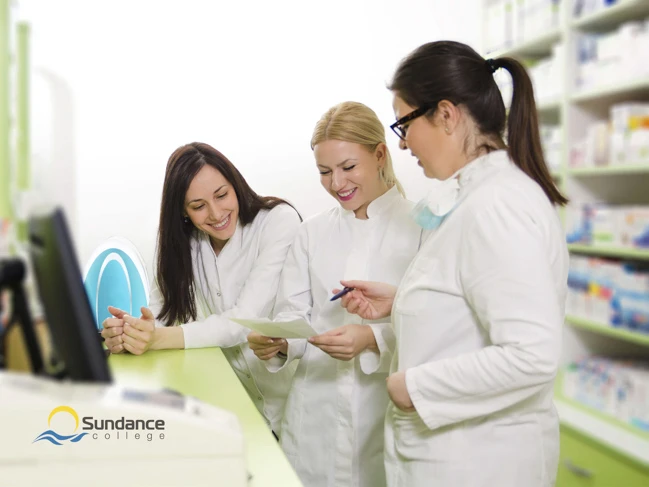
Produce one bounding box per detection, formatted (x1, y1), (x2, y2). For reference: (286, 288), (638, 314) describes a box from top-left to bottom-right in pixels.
(183, 216), (189, 223)
(445, 126), (450, 134)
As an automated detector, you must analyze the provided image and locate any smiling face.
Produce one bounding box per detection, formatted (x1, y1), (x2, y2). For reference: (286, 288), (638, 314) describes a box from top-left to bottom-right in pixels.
(313, 139), (388, 219)
(184, 164), (239, 249)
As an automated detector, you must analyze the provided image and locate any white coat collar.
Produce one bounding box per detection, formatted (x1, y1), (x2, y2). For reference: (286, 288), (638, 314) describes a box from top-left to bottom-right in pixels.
(342, 184), (401, 220)
(421, 149), (511, 217)
(192, 217), (244, 259)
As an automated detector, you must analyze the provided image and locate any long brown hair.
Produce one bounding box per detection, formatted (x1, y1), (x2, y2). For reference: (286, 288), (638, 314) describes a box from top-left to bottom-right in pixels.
(156, 142), (299, 326)
(389, 41), (567, 206)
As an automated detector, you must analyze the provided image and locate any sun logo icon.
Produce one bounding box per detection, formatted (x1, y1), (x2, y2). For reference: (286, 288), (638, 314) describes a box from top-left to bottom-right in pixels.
(33, 406), (88, 446)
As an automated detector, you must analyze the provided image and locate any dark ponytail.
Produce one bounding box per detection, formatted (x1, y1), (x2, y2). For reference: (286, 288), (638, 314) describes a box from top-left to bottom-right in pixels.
(495, 57), (568, 205)
(389, 41), (567, 206)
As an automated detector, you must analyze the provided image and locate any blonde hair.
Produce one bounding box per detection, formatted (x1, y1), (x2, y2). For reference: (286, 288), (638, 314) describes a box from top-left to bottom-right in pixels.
(310, 101), (405, 196)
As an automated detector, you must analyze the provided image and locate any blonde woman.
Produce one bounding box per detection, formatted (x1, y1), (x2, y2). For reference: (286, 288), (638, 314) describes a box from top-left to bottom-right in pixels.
(248, 102), (422, 487)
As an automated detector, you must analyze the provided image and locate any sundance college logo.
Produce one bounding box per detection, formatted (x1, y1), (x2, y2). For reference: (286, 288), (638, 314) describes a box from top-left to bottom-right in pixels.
(33, 406), (166, 445)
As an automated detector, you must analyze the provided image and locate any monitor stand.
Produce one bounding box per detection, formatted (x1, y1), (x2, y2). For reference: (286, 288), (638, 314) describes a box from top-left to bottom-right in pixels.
(0, 258), (45, 375)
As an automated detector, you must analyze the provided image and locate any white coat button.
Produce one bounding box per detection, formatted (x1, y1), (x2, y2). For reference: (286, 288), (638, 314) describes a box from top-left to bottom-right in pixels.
(217, 292), (221, 296)
(246, 374), (251, 379)
(257, 396), (262, 401)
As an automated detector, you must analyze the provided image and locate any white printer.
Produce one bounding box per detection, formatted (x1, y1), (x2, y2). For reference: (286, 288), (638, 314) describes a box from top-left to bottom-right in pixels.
(0, 371), (248, 487)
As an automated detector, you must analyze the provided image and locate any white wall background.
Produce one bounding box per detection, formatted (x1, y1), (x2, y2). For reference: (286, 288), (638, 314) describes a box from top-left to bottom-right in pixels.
(20, 0), (481, 276)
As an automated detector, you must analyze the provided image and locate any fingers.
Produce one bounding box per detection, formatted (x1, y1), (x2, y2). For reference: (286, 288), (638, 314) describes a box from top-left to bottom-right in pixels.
(101, 326), (123, 339)
(255, 346), (282, 361)
(140, 307), (155, 321)
(121, 333), (148, 355)
(344, 296), (364, 315)
(123, 323), (151, 343)
(102, 317), (124, 329)
(247, 332), (275, 345)
(123, 314), (154, 332)
(308, 334), (345, 347)
(312, 343), (350, 354)
(107, 306), (127, 319)
(339, 280), (369, 291)
(109, 344), (125, 354)
(104, 335), (123, 350)
(122, 341), (142, 355)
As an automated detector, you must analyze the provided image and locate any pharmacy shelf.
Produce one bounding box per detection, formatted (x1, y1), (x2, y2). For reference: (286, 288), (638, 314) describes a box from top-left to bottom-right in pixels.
(567, 244), (649, 261)
(487, 28), (562, 59)
(566, 315), (649, 347)
(571, 77), (649, 104)
(537, 97), (561, 113)
(555, 399), (649, 468)
(572, 0), (649, 32)
(567, 164), (649, 176)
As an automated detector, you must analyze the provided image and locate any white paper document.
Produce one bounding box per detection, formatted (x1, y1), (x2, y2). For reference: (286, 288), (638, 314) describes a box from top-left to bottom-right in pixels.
(230, 317), (318, 339)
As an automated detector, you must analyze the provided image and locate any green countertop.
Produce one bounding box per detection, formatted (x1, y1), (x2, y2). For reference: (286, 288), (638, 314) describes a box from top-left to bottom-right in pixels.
(109, 348), (303, 487)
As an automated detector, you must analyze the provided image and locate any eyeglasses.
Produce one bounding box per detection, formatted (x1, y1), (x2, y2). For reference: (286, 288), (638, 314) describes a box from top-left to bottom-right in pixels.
(390, 105), (432, 141)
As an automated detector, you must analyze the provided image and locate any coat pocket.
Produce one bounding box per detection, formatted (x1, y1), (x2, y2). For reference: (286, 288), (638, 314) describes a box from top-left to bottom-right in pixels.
(391, 407), (465, 463)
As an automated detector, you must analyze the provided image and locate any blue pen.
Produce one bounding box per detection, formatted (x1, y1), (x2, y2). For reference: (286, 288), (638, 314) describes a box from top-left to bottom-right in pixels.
(330, 287), (354, 302)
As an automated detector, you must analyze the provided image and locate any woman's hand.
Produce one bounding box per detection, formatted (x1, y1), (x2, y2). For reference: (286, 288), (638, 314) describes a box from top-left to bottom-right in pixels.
(106, 306), (156, 355)
(387, 371), (415, 412)
(333, 280), (397, 320)
(247, 331), (287, 360)
(101, 311), (126, 354)
(308, 324), (375, 361)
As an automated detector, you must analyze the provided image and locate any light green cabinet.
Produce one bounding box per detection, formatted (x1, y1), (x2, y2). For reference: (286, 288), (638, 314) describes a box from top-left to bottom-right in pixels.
(557, 427), (649, 487)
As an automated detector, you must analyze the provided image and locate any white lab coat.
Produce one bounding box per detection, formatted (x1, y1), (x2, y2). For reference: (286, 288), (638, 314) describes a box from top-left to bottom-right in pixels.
(148, 204), (301, 433)
(385, 150), (568, 487)
(269, 186), (423, 487)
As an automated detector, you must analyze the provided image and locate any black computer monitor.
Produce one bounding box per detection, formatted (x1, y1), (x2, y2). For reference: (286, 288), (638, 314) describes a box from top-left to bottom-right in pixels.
(29, 208), (112, 383)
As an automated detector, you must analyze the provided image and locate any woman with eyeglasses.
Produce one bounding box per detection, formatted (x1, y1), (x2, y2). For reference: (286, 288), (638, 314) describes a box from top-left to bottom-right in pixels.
(337, 41), (569, 487)
(101, 142), (301, 434)
(247, 101), (422, 487)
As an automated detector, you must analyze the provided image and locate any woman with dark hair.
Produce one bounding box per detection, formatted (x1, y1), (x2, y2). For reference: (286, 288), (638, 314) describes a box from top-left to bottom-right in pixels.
(337, 42), (569, 486)
(101, 142), (301, 433)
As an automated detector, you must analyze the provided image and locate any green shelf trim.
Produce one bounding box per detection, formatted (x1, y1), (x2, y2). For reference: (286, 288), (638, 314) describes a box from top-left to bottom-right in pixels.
(557, 393), (649, 440)
(571, 77), (649, 103)
(555, 372), (649, 442)
(568, 164), (649, 176)
(567, 244), (649, 261)
(566, 315), (649, 347)
(0, 0), (11, 220)
(537, 98), (561, 112)
(572, 0), (649, 31)
(486, 28), (561, 59)
(16, 22), (30, 242)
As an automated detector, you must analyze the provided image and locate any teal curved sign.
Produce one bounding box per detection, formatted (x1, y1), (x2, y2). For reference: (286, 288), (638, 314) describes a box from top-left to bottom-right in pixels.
(83, 240), (149, 330)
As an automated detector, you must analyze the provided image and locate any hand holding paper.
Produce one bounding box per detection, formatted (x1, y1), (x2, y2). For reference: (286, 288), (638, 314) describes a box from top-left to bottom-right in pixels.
(231, 317), (318, 339)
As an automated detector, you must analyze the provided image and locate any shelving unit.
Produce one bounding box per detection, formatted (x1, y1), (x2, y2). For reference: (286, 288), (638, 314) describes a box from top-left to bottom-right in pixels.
(483, 0), (649, 482)
(489, 28), (562, 59)
(571, 0), (649, 30)
(571, 77), (649, 104)
(566, 315), (649, 346)
(567, 243), (649, 260)
(567, 164), (649, 176)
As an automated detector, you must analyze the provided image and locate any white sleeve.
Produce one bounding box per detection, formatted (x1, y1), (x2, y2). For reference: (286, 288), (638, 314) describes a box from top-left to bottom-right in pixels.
(406, 194), (563, 430)
(181, 205), (301, 349)
(264, 223), (312, 372)
(359, 322), (395, 374)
